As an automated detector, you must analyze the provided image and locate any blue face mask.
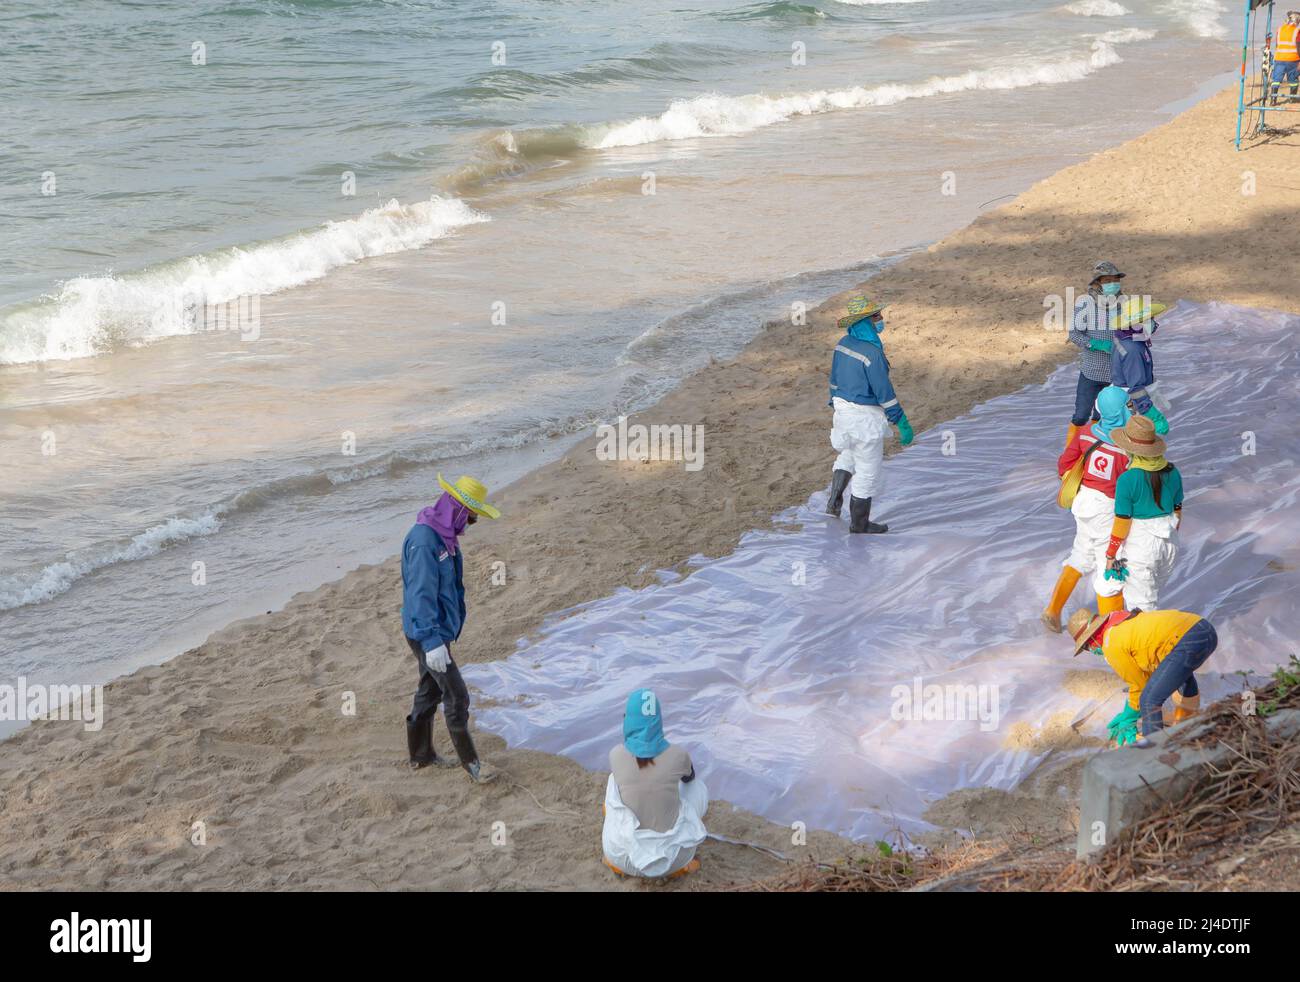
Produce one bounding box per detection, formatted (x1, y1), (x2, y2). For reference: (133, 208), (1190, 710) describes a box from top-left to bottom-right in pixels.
(1101, 281), (1123, 296)
(872, 315), (885, 333)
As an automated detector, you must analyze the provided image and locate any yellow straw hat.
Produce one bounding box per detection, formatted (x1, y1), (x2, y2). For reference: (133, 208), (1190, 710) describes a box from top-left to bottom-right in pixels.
(1114, 298), (1167, 332)
(437, 474), (501, 519)
(836, 294), (888, 331)
(1068, 607), (1107, 657)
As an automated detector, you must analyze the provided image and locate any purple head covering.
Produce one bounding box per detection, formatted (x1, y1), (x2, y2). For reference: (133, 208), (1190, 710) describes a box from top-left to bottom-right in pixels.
(416, 492), (470, 555)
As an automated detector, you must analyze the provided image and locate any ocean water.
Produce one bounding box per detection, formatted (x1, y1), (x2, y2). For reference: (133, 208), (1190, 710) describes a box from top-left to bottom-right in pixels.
(1, 0), (1236, 710)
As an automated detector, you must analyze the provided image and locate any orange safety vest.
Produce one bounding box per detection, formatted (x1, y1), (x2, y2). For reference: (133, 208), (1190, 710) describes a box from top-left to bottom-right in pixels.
(1277, 23), (1300, 62)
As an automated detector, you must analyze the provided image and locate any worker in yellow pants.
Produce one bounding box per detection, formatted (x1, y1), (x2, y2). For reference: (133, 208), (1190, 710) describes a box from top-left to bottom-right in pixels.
(1068, 608), (1217, 744)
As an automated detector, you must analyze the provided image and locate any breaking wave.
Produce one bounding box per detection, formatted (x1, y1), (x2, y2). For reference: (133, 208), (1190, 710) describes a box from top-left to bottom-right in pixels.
(0, 196), (488, 366)
(580, 36), (1138, 149)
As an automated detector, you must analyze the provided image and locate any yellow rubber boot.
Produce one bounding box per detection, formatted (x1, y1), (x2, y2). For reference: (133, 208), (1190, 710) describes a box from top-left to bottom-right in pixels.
(1096, 592), (1125, 615)
(1041, 566), (1082, 633)
(1171, 692), (1200, 723)
(1064, 422), (1081, 450)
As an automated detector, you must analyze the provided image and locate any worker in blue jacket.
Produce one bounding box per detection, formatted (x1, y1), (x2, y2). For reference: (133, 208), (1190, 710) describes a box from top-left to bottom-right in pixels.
(401, 474), (501, 783)
(825, 294), (913, 533)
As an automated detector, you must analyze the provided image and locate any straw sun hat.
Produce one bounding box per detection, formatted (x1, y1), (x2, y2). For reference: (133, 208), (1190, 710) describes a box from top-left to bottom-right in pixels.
(1110, 414), (1167, 458)
(1068, 608), (1107, 657)
(836, 294), (888, 331)
(437, 474), (501, 519)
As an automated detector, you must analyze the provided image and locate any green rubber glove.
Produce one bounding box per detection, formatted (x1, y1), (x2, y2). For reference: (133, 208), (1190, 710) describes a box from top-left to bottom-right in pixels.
(1107, 704), (1141, 735)
(1113, 719), (1141, 747)
(1088, 338), (1113, 353)
(896, 413), (914, 447)
(1144, 405), (1169, 435)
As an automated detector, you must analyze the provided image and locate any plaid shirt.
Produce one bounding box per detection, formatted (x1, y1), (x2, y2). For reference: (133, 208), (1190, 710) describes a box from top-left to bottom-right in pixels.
(1069, 293), (1122, 382)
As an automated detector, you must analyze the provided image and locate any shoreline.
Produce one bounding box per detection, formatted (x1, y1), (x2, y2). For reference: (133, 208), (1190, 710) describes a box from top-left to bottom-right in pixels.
(5, 84), (1300, 890)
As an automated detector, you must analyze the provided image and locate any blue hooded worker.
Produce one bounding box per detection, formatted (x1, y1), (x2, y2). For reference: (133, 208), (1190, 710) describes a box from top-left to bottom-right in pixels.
(401, 474), (501, 783)
(602, 688), (708, 879)
(825, 294), (913, 534)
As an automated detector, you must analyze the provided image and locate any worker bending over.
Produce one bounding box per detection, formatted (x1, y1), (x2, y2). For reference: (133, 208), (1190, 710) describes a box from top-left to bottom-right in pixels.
(1068, 607), (1218, 746)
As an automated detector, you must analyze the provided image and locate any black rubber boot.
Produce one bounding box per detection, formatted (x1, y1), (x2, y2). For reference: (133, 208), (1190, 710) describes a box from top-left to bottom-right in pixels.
(407, 716), (455, 770)
(848, 495), (888, 534)
(448, 725), (496, 783)
(826, 469), (851, 516)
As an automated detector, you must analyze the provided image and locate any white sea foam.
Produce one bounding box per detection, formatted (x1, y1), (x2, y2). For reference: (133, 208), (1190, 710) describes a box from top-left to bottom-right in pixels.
(588, 37), (1137, 150)
(1094, 28), (1158, 43)
(1160, 0), (1228, 39)
(1064, 0), (1129, 16)
(0, 514), (223, 611)
(0, 196), (488, 366)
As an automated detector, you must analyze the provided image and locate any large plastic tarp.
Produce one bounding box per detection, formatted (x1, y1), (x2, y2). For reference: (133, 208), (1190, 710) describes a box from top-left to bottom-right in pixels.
(464, 301), (1300, 842)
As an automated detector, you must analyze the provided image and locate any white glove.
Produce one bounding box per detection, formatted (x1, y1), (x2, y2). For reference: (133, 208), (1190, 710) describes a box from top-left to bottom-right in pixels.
(424, 643), (450, 673)
(1147, 382), (1172, 414)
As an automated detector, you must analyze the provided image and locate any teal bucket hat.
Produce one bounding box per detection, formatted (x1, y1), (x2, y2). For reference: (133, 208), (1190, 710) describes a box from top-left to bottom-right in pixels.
(623, 688), (671, 759)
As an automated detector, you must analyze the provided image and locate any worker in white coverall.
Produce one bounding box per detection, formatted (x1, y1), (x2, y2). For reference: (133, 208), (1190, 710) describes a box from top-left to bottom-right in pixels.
(825, 295), (913, 534)
(1043, 385), (1133, 632)
(1103, 414), (1183, 610)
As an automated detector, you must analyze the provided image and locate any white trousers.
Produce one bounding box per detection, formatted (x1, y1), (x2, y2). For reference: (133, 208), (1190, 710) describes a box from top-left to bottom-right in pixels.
(830, 399), (888, 501)
(602, 774), (709, 878)
(1121, 514), (1179, 610)
(1065, 485), (1123, 598)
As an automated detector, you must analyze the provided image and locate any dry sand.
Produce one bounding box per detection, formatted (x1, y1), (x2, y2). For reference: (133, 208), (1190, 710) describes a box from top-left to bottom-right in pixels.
(4, 87), (1300, 891)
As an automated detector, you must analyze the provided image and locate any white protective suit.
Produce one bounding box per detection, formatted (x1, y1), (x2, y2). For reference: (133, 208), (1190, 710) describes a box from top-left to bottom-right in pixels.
(602, 774), (709, 878)
(1066, 485), (1124, 598)
(830, 398), (889, 501)
(1120, 513), (1179, 609)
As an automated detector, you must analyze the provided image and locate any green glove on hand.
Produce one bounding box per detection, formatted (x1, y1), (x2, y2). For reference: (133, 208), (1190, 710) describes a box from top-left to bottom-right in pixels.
(1113, 719), (1141, 747)
(1103, 557), (1128, 582)
(1107, 704), (1141, 737)
(1144, 405), (1169, 435)
(896, 413), (914, 447)
(1088, 338), (1114, 353)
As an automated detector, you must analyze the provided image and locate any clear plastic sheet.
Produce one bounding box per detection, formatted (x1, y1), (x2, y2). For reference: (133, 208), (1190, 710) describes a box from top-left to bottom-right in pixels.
(464, 301), (1300, 841)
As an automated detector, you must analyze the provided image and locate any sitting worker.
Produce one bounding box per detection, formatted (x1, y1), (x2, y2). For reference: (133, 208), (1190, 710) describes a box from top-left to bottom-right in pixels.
(1109, 297), (1170, 434)
(1270, 10), (1300, 104)
(1105, 415), (1183, 611)
(825, 294), (913, 533)
(1068, 607), (1217, 745)
(1043, 385), (1132, 633)
(602, 688), (709, 880)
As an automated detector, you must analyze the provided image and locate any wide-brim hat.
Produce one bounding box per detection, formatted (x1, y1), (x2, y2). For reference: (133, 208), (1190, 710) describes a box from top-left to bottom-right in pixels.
(1068, 607), (1107, 656)
(1089, 260), (1126, 284)
(1114, 298), (1167, 331)
(836, 294), (888, 331)
(1110, 414), (1167, 458)
(438, 473), (501, 519)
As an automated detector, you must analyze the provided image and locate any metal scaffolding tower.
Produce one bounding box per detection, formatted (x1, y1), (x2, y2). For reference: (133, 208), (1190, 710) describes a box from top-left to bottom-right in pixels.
(1236, 0), (1300, 148)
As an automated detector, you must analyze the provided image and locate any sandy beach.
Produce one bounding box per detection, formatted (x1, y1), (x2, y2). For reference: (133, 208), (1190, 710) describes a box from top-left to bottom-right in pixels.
(4, 85), (1299, 891)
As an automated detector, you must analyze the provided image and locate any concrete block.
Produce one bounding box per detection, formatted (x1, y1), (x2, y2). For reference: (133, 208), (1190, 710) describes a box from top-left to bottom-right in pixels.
(1076, 709), (1300, 860)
